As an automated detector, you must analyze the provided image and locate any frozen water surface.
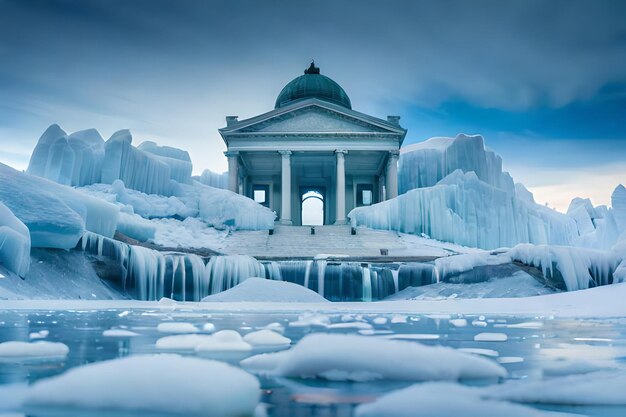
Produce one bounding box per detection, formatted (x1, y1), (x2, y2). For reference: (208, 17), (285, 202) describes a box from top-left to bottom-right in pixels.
(0, 308), (624, 416)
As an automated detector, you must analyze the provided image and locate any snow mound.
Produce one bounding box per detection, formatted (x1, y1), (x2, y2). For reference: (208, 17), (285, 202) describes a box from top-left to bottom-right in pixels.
(486, 370), (626, 405)
(195, 330), (251, 352)
(241, 333), (506, 382)
(0, 162), (119, 249)
(23, 355), (260, 416)
(102, 329), (139, 337)
(155, 334), (214, 350)
(202, 278), (328, 303)
(0, 341), (69, 359)
(0, 202), (30, 277)
(355, 382), (566, 417)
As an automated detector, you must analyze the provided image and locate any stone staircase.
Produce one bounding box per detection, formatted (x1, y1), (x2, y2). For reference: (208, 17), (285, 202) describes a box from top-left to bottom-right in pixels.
(217, 225), (426, 259)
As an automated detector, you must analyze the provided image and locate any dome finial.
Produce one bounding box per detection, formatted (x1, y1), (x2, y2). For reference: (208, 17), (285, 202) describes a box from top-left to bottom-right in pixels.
(304, 61), (320, 75)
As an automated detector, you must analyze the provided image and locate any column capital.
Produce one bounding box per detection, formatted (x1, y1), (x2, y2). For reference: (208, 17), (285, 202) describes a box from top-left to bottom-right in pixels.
(335, 149), (348, 155)
(388, 150), (400, 157)
(278, 150), (292, 157)
(224, 150), (239, 157)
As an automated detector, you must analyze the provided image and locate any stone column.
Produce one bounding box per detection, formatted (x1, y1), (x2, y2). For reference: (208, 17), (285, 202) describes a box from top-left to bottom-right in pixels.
(225, 151), (239, 194)
(279, 150), (292, 225)
(385, 150), (399, 200)
(335, 150), (347, 224)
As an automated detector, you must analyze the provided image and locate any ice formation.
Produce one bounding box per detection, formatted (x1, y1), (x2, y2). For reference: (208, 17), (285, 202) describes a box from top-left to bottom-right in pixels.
(23, 355), (260, 416)
(241, 333), (506, 381)
(156, 322), (199, 334)
(509, 244), (622, 291)
(0, 202), (30, 277)
(351, 134), (587, 250)
(195, 330), (252, 353)
(0, 163), (119, 249)
(137, 140), (193, 185)
(195, 168), (229, 189)
(243, 330), (291, 348)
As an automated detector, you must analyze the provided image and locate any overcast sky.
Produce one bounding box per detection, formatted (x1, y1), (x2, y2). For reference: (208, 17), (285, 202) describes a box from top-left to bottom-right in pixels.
(1, 0), (624, 211)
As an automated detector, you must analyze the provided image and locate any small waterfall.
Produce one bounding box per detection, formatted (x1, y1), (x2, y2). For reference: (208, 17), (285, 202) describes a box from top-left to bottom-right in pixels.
(78, 232), (437, 302)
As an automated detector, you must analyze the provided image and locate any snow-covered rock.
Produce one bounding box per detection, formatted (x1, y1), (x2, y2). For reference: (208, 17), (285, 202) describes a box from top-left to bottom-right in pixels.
(0, 202), (30, 277)
(23, 355), (260, 416)
(355, 382), (565, 417)
(202, 277), (328, 303)
(241, 333), (506, 381)
(0, 162), (119, 249)
(0, 341), (69, 359)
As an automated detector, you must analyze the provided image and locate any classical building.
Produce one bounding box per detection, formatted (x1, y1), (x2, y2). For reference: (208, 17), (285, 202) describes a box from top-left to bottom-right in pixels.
(219, 62), (406, 225)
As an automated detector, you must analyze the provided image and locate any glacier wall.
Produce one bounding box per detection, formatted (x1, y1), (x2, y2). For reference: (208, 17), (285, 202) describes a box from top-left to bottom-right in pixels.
(0, 163), (119, 250)
(351, 169), (578, 250)
(398, 134), (514, 194)
(0, 202), (30, 277)
(27, 125), (194, 196)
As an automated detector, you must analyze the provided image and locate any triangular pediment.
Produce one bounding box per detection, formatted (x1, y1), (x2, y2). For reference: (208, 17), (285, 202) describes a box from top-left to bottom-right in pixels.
(223, 101), (403, 135)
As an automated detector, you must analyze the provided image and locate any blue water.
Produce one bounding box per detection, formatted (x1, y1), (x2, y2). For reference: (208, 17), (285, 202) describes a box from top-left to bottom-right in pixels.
(0, 308), (625, 416)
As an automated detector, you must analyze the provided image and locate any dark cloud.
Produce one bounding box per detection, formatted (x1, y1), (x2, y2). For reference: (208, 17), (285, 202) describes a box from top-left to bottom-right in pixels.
(0, 0), (625, 196)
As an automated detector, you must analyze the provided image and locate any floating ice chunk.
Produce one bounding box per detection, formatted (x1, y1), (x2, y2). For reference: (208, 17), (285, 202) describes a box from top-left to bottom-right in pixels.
(497, 357), (524, 364)
(243, 330), (291, 348)
(390, 314), (408, 323)
(0, 341), (69, 359)
(0, 202), (30, 277)
(472, 320), (488, 327)
(23, 355), (260, 416)
(372, 317), (388, 325)
(202, 323), (216, 333)
(449, 319), (468, 327)
(257, 322), (285, 334)
(355, 382), (560, 417)
(541, 360), (611, 377)
(475, 333), (508, 342)
(458, 348), (499, 358)
(383, 334), (440, 340)
(157, 322), (198, 334)
(486, 370), (626, 405)
(288, 313), (331, 328)
(29, 330), (49, 340)
(502, 321), (544, 329)
(328, 322), (373, 330)
(195, 330), (251, 352)
(102, 329), (139, 337)
(155, 334), (214, 350)
(202, 278), (328, 303)
(241, 333), (506, 381)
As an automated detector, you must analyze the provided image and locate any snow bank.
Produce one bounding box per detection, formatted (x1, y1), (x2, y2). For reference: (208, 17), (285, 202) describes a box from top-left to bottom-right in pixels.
(0, 162), (119, 249)
(23, 355), (260, 416)
(0, 341), (69, 359)
(355, 382), (564, 417)
(0, 202), (30, 277)
(509, 244), (621, 291)
(350, 169), (577, 250)
(241, 333), (505, 381)
(202, 277), (328, 303)
(486, 370), (626, 405)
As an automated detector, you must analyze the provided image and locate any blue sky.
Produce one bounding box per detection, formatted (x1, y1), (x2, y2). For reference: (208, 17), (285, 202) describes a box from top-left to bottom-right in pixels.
(0, 0), (624, 211)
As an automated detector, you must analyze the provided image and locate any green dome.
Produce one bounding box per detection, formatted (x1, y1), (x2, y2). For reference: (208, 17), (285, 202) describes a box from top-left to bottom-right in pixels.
(275, 62), (352, 109)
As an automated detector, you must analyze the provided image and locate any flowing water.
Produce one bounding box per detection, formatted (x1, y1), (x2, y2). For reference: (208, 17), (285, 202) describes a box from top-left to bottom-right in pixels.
(0, 307), (625, 416)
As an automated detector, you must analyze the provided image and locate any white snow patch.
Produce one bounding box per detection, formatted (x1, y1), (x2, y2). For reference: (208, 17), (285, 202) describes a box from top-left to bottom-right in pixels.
(203, 278), (328, 303)
(0, 341), (69, 359)
(102, 329), (139, 337)
(156, 322), (199, 334)
(475, 333), (508, 342)
(243, 330), (291, 348)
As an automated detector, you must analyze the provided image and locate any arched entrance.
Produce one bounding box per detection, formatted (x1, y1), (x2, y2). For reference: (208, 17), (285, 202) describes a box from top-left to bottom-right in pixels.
(301, 188), (325, 225)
